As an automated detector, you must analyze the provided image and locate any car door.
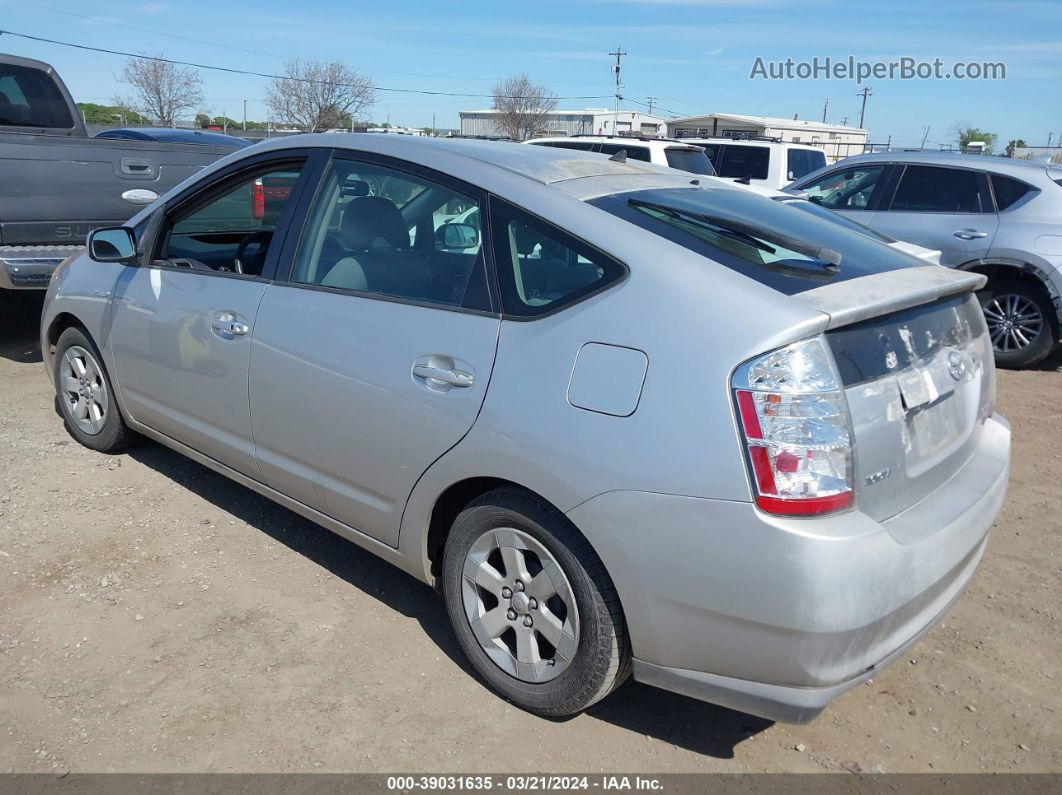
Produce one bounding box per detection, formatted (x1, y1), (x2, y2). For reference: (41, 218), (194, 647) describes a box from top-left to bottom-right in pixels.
(792, 163), (889, 227)
(867, 164), (998, 268)
(108, 151), (316, 476)
(248, 153), (500, 547)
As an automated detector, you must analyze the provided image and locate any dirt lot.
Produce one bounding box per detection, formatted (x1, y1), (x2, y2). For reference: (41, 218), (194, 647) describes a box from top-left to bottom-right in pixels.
(1, 294), (1060, 774)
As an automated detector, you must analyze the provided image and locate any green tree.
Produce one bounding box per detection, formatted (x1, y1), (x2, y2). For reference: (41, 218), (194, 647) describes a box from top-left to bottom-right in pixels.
(76, 102), (150, 126)
(954, 124), (997, 153)
(1005, 138), (1027, 157)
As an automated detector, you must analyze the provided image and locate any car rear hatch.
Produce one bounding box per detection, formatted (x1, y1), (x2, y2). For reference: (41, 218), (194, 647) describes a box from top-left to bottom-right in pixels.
(797, 267), (996, 529)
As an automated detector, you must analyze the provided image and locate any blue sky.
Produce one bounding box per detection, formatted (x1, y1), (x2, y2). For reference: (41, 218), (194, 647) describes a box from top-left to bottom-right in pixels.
(1, 0), (1059, 146)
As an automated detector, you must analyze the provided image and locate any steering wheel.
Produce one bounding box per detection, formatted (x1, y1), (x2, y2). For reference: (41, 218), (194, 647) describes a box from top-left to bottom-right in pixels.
(235, 230), (274, 276)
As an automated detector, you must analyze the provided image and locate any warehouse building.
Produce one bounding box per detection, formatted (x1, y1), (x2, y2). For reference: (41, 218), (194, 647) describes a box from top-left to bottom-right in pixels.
(667, 113), (869, 161)
(458, 108), (667, 139)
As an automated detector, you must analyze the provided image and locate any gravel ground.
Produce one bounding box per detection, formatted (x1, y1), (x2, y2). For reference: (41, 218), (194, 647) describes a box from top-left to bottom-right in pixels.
(1, 295), (1060, 774)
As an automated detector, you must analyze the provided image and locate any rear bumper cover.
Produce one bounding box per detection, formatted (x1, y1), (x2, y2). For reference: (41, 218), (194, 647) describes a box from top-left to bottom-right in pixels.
(567, 414), (1009, 723)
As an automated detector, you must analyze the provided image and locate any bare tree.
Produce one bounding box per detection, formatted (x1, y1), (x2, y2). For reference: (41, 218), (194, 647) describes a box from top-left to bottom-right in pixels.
(491, 75), (557, 141)
(115, 55), (204, 127)
(265, 60), (376, 132)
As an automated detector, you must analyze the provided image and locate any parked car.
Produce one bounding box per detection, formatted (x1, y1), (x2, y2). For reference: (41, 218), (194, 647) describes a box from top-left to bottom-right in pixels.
(680, 137), (828, 189)
(526, 135), (717, 175)
(95, 127), (252, 148)
(788, 151), (1062, 368)
(41, 136), (1009, 723)
(0, 53), (245, 295)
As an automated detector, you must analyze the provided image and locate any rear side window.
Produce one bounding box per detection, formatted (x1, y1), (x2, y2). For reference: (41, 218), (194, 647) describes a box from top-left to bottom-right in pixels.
(713, 145), (769, 180)
(991, 174), (1035, 211)
(786, 148), (827, 182)
(890, 165), (982, 213)
(489, 199), (626, 317)
(664, 147), (716, 175)
(0, 64), (75, 129)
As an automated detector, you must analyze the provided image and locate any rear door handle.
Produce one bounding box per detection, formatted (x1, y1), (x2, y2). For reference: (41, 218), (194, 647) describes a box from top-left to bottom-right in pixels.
(412, 364), (474, 388)
(210, 311), (249, 337)
(953, 229), (988, 240)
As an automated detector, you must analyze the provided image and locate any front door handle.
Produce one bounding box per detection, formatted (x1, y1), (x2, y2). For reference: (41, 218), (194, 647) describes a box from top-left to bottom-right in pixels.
(210, 311), (249, 337)
(412, 363), (474, 388)
(953, 229), (989, 240)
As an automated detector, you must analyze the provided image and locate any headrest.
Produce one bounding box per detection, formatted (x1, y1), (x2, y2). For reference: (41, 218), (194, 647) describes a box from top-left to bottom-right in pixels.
(511, 223), (541, 256)
(341, 179), (370, 197)
(341, 196), (409, 251)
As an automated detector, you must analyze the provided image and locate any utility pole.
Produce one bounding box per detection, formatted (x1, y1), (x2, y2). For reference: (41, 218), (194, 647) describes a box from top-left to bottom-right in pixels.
(646, 96), (657, 116)
(920, 125), (930, 149)
(840, 115), (849, 126)
(822, 97), (829, 123)
(242, 99), (247, 130)
(222, 107), (226, 133)
(857, 87), (872, 129)
(609, 45), (627, 135)
(432, 113), (436, 138)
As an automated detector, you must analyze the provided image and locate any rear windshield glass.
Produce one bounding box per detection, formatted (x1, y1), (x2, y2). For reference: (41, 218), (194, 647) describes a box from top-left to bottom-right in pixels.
(664, 147), (716, 175)
(774, 197), (897, 243)
(0, 63), (75, 129)
(713, 145), (770, 180)
(786, 148), (827, 182)
(590, 186), (924, 295)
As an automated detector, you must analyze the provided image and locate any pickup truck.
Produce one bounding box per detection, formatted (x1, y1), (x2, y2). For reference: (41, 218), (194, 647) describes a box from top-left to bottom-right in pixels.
(1, 53), (245, 292)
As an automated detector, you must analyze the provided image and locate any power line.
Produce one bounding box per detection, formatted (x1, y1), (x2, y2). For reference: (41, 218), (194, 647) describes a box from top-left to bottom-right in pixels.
(0, 28), (614, 101)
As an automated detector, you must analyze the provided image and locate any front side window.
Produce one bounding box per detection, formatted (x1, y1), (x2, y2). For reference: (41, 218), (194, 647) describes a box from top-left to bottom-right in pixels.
(786, 148), (827, 182)
(490, 199), (626, 317)
(0, 64), (75, 129)
(290, 160), (489, 310)
(800, 165), (885, 210)
(890, 165), (982, 213)
(159, 161), (304, 276)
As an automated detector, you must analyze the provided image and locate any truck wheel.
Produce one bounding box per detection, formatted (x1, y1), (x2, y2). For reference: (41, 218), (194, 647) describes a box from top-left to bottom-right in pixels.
(53, 327), (138, 452)
(979, 279), (1058, 369)
(441, 488), (631, 717)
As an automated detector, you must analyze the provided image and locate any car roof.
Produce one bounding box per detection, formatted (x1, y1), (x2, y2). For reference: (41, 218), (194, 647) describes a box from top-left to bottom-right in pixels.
(829, 150), (1055, 179)
(235, 133), (703, 188)
(527, 136), (701, 149)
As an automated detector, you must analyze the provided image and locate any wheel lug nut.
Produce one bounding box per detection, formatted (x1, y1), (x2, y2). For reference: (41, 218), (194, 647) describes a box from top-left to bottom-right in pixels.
(514, 580), (525, 592)
(523, 616), (533, 628)
(501, 587), (512, 599)
(528, 598), (538, 610)
(506, 609), (517, 621)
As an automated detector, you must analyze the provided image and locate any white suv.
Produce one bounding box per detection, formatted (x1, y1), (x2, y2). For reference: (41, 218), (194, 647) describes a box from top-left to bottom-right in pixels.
(680, 138), (828, 189)
(526, 135), (716, 176)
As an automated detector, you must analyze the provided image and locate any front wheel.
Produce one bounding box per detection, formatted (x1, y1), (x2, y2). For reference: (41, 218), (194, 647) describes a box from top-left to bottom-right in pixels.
(53, 327), (139, 452)
(979, 279), (1058, 369)
(441, 489), (631, 716)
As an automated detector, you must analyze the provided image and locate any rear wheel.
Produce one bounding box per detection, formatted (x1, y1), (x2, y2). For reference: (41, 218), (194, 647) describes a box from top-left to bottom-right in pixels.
(441, 488), (631, 716)
(979, 279), (1058, 369)
(53, 327), (139, 452)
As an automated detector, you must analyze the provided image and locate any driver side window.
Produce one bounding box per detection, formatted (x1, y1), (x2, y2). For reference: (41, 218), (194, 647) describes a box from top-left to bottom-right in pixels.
(158, 161), (305, 277)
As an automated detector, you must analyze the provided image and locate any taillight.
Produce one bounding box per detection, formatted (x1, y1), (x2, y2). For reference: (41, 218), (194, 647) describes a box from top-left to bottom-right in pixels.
(732, 337), (853, 517)
(251, 178), (265, 219)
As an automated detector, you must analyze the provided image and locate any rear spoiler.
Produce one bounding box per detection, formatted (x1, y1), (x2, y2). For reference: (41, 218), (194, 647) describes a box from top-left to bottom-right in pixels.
(795, 265), (986, 329)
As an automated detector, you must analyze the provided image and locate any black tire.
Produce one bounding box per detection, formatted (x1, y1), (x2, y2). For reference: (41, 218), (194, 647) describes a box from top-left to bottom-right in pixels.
(441, 488), (631, 717)
(53, 326), (139, 452)
(979, 278), (1059, 369)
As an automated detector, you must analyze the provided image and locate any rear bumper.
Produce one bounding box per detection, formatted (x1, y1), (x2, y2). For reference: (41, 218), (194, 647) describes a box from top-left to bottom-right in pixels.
(0, 246), (81, 290)
(567, 413), (1010, 723)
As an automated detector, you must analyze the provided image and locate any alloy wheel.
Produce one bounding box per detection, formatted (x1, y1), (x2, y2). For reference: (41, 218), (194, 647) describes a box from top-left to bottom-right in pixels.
(460, 527), (579, 683)
(982, 293), (1044, 353)
(60, 345), (109, 435)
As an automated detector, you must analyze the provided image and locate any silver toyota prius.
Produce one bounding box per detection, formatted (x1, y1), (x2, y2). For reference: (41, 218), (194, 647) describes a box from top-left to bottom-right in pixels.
(40, 135), (1010, 723)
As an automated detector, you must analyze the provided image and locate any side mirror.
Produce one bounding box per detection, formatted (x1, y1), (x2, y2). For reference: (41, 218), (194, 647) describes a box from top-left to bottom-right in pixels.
(87, 227), (137, 263)
(435, 222), (479, 250)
